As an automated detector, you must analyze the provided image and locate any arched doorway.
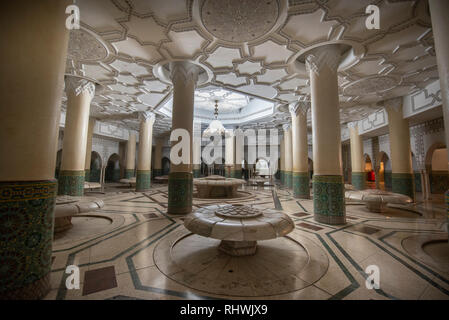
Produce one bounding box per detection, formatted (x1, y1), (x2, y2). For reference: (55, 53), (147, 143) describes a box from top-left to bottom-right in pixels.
(55, 149), (62, 179)
(89, 151), (102, 183)
(364, 154), (375, 186)
(377, 151), (390, 190)
(425, 143), (448, 194)
(161, 157), (170, 175)
(105, 153), (121, 182)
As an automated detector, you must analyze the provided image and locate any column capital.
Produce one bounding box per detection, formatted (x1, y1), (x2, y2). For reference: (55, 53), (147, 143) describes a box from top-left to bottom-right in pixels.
(64, 75), (96, 99)
(383, 97), (403, 114)
(169, 61), (200, 86)
(139, 111), (156, 125)
(282, 124), (291, 132)
(305, 45), (341, 76)
(289, 101), (310, 117)
(347, 121), (359, 131)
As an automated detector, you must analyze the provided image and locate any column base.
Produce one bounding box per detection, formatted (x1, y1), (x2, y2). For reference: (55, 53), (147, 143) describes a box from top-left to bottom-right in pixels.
(0, 180), (56, 299)
(351, 172), (366, 190)
(136, 170), (151, 192)
(284, 171), (292, 188)
(293, 172), (310, 199)
(192, 169), (201, 178)
(233, 170), (242, 179)
(58, 170), (85, 196)
(124, 169), (135, 179)
(84, 169), (90, 182)
(167, 172), (192, 215)
(313, 175), (346, 225)
(392, 173), (415, 201)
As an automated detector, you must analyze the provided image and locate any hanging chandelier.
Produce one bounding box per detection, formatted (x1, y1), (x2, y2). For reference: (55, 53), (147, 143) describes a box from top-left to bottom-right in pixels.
(203, 100), (228, 137)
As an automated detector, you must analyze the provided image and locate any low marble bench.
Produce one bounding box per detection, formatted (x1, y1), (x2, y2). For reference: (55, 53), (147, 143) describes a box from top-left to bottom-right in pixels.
(55, 196), (105, 233)
(345, 189), (413, 213)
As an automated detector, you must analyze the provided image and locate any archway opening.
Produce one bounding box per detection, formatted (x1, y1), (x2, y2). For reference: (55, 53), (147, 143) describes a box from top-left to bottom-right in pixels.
(364, 154), (375, 186)
(90, 151), (102, 182)
(427, 145), (448, 194)
(105, 153), (121, 183)
(162, 157), (170, 176)
(256, 158), (270, 177)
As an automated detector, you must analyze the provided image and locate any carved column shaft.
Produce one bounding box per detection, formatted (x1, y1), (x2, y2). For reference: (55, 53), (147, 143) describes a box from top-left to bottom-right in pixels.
(290, 102), (310, 198)
(225, 130), (235, 178)
(59, 76), (96, 196)
(307, 45), (345, 224)
(168, 62), (200, 214)
(349, 124), (365, 190)
(84, 118), (96, 181)
(125, 132), (136, 178)
(153, 138), (164, 177)
(280, 136), (285, 184)
(385, 99), (415, 200)
(136, 112), (155, 191)
(283, 125), (293, 188)
(0, 0), (71, 299)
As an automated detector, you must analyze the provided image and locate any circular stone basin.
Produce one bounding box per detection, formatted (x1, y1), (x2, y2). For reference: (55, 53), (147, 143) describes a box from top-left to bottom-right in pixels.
(194, 176), (245, 198)
(184, 204), (294, 256)
(84, 182), (101, 189)
(55, 196), (104, 233)
(119, 177), (136, 186)
(345, 189), (412, 213)
(154, 175), (169, 183)
(248, 178), (270, 187)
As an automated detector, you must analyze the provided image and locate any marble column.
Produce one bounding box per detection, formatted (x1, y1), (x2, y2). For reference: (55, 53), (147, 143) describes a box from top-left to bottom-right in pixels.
(290, 102), (310, 198)
(153, 138), (164, 178)
(283, 125), (293, 188)
(84, 118), (96, 182)
(280, 136), (285, 184)
(136, 112), (155, 191)
(306, 45), (345, 224)
(225, 130), (235, 178)
(385, 98), (415, 201)
(349, 123), (365, 190)
(59, 76), (96, 196)
(167, 62), (201, 214)
(0, 0), (70, 299)
(429, 0), (449, 237)
(125, 132), (136, 179)
(234, 129), (244, 179)
(192, 122), (202, 178)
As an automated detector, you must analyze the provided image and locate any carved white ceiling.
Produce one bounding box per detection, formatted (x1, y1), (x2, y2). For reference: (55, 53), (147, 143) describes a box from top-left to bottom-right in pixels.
(64, 0), (437, 137)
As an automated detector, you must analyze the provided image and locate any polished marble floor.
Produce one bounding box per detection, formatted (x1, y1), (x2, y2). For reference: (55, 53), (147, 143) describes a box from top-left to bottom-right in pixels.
(45, 182), (449, 300)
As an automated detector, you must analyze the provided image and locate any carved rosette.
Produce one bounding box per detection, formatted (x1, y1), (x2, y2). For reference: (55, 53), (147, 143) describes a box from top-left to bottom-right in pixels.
(305, 46), (341, 76)
(64, 76), (96, 99)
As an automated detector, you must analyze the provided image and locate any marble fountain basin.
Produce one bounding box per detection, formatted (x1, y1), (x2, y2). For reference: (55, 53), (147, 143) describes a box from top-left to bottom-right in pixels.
(345, 189), (413, 213)
(55, 195), (104, 234)
(119, 177), (136, 187)
(194, 175), (245, 198)
(184, 204), (295, 256)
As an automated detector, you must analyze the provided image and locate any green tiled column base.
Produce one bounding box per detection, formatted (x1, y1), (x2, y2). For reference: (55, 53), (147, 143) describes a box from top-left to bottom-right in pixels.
(168, 172), (193, 215)
(193, 169), (201, 178)
(280, 171), (284, 184)
(293, 172), (310, 199)
(351, 172), (365, 190)
(0, 180), (56, 299)
(84, 169), (90, 182)
(284, 171), (292, 188)
(124, 169), (135, 179)
(392, 173), (415, 201)
(313, 175), (346, 225)
(136, 170), (151, 192)
(153, 169), (162, 178)
(233, 170), (242, 179)
(58, 170), (85, 196)
(125, 169), (136, 179)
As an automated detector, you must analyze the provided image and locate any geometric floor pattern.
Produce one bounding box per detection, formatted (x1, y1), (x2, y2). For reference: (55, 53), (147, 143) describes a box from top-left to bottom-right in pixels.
(45, 184), (449, 300)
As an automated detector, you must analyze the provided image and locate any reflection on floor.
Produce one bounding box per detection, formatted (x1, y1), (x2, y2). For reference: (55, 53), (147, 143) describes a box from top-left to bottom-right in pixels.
(45, 182), (449, 300)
